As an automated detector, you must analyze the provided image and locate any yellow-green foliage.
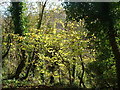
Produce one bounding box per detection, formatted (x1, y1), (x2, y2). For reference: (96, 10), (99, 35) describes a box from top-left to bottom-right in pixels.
(2, 7), (95, 87)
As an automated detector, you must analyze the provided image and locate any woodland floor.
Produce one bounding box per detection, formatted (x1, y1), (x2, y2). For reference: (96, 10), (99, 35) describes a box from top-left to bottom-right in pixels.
(1, 85), (99, 90)
(1, 85), (117, 90)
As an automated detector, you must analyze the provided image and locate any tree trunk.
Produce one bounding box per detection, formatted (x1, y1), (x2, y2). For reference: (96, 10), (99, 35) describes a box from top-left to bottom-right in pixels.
(7, 2), (27, 80)
(14, 49), (26, 79)
(78, 54), (86, 88)
(7, 49), (26, 79)
(20, 50), (35, 80)
(37, 0), (47, 29)
(108, 20), (120, 90)
(101, 3), (120, 89)
(50, 74), (54, 84)
(68, 67), (72, 85)
(58, 69), (62, 85)
(72, 58), (76, 83)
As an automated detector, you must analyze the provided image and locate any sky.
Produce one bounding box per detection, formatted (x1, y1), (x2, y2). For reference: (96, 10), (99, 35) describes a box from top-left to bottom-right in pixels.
(0, 0), (119, 2)
(0, 0), (64, 2)
(0, 0), (64, 17)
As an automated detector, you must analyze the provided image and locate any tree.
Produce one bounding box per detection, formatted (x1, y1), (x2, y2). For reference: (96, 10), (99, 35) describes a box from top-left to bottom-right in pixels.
(8, 1), (28, 79)
(37, 0), (48, 29)
(2, 3), (96, 88)
(63, 2), (120, 89)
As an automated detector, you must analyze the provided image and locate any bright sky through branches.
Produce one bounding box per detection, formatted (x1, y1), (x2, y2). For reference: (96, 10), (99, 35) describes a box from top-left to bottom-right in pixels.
(0, 0), (63, 17)
(0, 0), (63, 2)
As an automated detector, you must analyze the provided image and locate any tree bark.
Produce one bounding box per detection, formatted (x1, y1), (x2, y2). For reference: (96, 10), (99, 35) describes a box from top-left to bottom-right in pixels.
(14, 49), (26, 79)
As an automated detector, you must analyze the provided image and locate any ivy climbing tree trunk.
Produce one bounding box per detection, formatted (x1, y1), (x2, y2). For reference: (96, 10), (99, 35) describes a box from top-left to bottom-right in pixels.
(10, 2), (24, 36)
(8, 1), (27, 80)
